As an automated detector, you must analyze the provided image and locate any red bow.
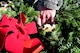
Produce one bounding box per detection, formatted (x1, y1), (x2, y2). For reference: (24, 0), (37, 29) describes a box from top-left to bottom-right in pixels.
(0, 13), (44, 53)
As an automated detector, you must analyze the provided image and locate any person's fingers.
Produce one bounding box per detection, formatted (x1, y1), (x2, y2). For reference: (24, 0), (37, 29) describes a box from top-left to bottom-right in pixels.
(40, 11), (44, 15)
(50, 16), (54, 23)
(51, 10), (56, 23)
(38, 11), (44, 26)
(40, 10), (47, 25)
(46, 10), (51, 20)
(52, 10), (56, 18)
(37, 15), (42, 26)
(42, 13), (46, 24)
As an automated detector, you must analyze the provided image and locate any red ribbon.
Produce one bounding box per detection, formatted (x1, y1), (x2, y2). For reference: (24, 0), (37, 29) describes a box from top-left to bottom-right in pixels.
(0, 13), (44, 53)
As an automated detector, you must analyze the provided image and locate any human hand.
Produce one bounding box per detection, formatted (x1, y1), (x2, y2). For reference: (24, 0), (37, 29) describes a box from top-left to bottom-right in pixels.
(37, 9), (56, 26)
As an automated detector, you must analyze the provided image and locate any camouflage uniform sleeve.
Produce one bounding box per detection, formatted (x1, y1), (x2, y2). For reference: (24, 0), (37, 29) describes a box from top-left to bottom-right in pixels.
(36, 0), (63, 10)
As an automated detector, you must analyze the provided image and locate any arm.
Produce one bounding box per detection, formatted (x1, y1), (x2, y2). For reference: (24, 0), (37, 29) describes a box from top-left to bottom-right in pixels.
(36, 0), (63, 10)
